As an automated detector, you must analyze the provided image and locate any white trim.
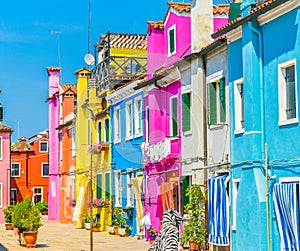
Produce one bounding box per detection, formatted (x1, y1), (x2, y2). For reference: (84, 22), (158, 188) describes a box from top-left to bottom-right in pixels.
(234, 78), (244, 132)
(115, 171), (122, 207)
(114, 106), (121, 144)
(0, 182), (2, 208)
(11, 162), (20, 177)
(167, 24), (177, 57)
(39, 141), (48, 152)
(258, 0), (300, 25)
(227, 26), (242, 44)
(207, 70), (224, 84)
(231, 178), (240, 230)
(134, 96), (143, 138)
(125, 100), (133, 141)
(41, 162), (49, 177)
(0, 136), (2, 160)
(170, 94), (178, 137)
(32, 187), (43, 203)
(126, 171), (134, 208)
(145, 106), (150, 143)
(279, 176), (300, 183)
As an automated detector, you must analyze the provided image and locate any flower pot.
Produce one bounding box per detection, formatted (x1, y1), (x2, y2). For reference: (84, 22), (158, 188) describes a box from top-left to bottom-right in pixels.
(189, 240), (200, 251)
(18, 232), (26, 246)
(5, 223), (14, 230)
(119, 228), (126, 237)
(14, 226), (19, 235)
(125, 229), (132, 236)
(108, 226), (115, 234)
(149, 235), (156, 244)
(113, 226), (119, 235)
(23, 231), (38, 248)
(85, 223), (91, 230)
(92, 226), (101, 232)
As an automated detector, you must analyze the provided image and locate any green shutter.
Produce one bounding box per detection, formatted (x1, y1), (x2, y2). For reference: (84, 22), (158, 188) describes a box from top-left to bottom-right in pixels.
(182, 93), (191, 132)
(219, 78), (226, 122)
(171, 97), (178, 136)
(105, 172), (110, 199)
(97, 173), (103, 198)
(181, 176), (189, 211)
(208, 82), (217, 125)
(98, 121), (102, 142)
(169, 29), (175, 54)
(105, 119), (109, 142)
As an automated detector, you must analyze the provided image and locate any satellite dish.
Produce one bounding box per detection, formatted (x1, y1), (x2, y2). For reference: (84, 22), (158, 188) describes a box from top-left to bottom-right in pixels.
(84, 54), (95, 66)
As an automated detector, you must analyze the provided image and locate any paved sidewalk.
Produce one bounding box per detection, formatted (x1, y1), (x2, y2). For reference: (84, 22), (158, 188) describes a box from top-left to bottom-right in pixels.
(0, 216), (151, 251)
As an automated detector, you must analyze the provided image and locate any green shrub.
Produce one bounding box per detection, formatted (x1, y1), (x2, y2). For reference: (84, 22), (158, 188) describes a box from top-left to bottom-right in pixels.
(35, 201), (48, 212)
(3, 204), (15, 223)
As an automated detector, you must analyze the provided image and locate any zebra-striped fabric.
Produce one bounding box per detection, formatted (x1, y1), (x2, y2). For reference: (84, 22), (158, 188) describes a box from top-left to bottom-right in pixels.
(148, 208), (182, 251)
(273, 182), (299, 251)
(208, 173), (229, 246)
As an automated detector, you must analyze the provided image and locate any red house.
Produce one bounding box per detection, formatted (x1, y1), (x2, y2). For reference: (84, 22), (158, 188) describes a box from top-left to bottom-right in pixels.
(10, 131), (49, 205)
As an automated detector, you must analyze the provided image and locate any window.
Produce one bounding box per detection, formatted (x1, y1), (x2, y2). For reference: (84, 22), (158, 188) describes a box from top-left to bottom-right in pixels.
(182, 92), (191, 133)
(125, 101), (133, 140)
(32, 187), (43, 204)
(97, 121), (102, 142)
(234, 79), (244, 133)
(105, 172), (111, 200)
(208, 77), (226, 125)
(97, 173), (103, 198)
(11, 163), (20, 177)
(10, 188), (17, 205)
(114, 106), (121, 143)
(42, 163), (49, 177)
(232, 179), (240, 230)
(104, 118), (109, 142)
(168, 25), (176, 56)
(39, 141), (48, 152)
(170, 95), (178, 137)
(134, 97), (143, 136)
(278, 59), (298, 125)
(71, 128), (76, 157)
(0, 183), (2, 207)
(145, 106), (150, 143)
(126, 172), (134, 208)
(115, 171), (122, 207)
(0, 136), (2, 160)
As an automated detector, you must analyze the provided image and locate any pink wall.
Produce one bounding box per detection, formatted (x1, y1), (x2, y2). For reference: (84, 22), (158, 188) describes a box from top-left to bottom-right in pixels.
(213, 17), (229, 33)
(46, 67), (60, 220)
(0, 131), (12, 223)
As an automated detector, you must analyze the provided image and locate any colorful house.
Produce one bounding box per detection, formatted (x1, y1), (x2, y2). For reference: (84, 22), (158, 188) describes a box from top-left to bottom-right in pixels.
(46, 66), (61, 220)
(212, 0), (300, 250)
(135, 2), (191, 233)
(106, 76), (146, 236)
(57, 84), (77, 223)
(0, 124), (13, 223)
(10, 131), (49, 205)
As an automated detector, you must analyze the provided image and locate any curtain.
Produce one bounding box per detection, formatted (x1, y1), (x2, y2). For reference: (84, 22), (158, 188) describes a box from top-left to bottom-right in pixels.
(208, 173), (229, 246)
(273, 182), (299, 251)
(72, 180), (90, 222)
(160, 182), (177, 213)
(132, 176), (144, 232)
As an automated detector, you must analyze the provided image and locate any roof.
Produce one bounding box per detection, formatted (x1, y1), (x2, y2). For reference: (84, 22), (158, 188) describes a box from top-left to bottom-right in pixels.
(98, 33), (148, 50)
(60, 84), (77, 96)
(213, 4), (230, 15)
(0, 124), (13, 132)
(147, 21), (164, 30)
(167, 2), (191, 13)
(212, 0), (290, 38)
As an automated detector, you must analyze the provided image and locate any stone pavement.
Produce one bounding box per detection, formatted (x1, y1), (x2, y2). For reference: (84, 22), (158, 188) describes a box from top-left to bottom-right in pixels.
(0, 216), (152, 251)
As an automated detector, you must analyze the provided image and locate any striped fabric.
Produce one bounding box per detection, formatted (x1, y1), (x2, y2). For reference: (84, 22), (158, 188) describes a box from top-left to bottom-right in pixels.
(273, 182), (299, 251)
(208, 173), (230, 246)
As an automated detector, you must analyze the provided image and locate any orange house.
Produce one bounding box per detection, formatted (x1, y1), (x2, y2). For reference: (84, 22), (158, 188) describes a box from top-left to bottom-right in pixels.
(10, 131), (49, 205)
(57, 84), (77, 223)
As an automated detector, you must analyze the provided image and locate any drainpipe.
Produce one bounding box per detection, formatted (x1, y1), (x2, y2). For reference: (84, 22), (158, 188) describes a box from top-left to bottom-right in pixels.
(248, 21), (270, 251)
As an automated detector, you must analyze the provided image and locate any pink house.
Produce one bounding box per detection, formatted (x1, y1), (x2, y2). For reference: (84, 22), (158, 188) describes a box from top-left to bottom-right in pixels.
(0, 124), (13, 223)
(142, 2), (191, 234)
(46, 67), (61, 220)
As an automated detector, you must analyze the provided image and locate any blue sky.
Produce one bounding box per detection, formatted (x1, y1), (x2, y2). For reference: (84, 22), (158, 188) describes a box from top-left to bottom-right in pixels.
(0, 0), (175, 142)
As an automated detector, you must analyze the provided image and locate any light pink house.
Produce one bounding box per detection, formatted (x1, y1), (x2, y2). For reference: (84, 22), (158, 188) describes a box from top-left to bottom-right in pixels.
(142, 2), (191, 234)
(0, 124), (13, 223)
(46, 67), (61, 220)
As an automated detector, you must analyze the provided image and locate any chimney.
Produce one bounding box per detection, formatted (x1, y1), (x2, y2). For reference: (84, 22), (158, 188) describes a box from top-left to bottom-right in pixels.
(19, 137), (27, 151)
(46, 67), (61, 97)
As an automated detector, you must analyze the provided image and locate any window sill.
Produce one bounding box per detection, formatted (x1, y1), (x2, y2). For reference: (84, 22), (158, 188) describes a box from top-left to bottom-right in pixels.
(134, 133), (143, 139)
(125, 136), (133, 141)
(183, 131), (192, 136)
(234, 128), (245, 135)
(278, 118), (298, 126)
(114, 139), (121, 145)
(232, 226), (236, 231)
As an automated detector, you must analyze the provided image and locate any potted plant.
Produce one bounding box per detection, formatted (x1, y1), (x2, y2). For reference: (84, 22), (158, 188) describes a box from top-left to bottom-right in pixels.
(149, 228), (158, 244)
(180, 184), (206, 251)
(92, 219), (101, 232)
(12, 196), (43, 248)
(125, 225), (132, 236)
(3, 204), (15, 230)
(82, 213), (91, 230)
(112, 219), (120, 235)
(35, 201), (48, 215)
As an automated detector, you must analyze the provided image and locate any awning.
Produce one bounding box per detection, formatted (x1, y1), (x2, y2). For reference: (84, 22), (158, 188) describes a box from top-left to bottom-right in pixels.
(273, 182), (300, 250)
(208, 173), (229, 246)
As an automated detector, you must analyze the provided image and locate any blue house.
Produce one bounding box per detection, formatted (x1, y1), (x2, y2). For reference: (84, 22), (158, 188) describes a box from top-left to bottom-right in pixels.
(106, 78), (145, 236)
(213, 0), (300, 250)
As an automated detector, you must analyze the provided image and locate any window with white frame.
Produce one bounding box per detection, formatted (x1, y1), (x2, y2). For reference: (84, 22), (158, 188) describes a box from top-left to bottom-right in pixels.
(170, 95), (178, 137)
(104, 118), (109, 142)
(32, 187), (43, 204)
(208, 77), (226, 125)
(134, 97), (142, 136)
(168, 25), (176, 56)
(234, 79), (244, 133)
(278, 59), (298, 125)
(145, 106), (150, 143)
(41, 162), (49, 177)
(0, 183), (2, 207)
(11, 163), (20, 177)
(39, 141), (48, 152)
(232, 179), (240, 230)
(115, 171), (122, 207)
(10, 188), (17, 205)
(182, 92), (191, 133)
(0, 136), (2, 160)
(114, 106), (121, 143)
(125, 101), (133, 140)
(126, 172), (134, 208)
(97, 121), (102, 142)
